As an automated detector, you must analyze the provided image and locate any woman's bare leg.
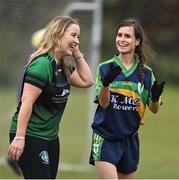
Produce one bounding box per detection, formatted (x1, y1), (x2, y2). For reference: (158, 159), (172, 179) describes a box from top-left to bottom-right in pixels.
(95, 161), (118, 179)
(117, 171), (135, 179)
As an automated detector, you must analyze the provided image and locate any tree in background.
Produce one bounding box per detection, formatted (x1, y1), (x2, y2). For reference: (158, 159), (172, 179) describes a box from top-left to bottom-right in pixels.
(102, 0), (179, 84)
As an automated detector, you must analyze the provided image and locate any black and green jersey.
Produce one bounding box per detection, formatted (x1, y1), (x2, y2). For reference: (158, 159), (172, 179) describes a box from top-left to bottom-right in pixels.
(92, 54), (155, 140)
(10, 53), (71, 140)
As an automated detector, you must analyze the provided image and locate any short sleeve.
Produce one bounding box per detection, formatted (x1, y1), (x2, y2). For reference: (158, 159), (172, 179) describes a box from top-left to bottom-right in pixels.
(94, 65), (103, 103)
(147, 70), (156, 105)
(24, 56), (53, 89)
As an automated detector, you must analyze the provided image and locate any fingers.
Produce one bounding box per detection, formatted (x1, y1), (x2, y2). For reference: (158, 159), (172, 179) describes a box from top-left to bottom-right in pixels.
(103, 66), (122, 87)
(153, 80), (157, 87)
(111, 66), (122, 72)
(110, 66), (122, 76)
(8, 139), (24, 161)
(159, 81), (166, 87)
(110, 70), (121, 79)
(153, 81), (166, 89)
(8, 146), (23, 161)
(72, 46), (80, 56)
(156, 81), (166, 89)
(109, 67), (122, 82)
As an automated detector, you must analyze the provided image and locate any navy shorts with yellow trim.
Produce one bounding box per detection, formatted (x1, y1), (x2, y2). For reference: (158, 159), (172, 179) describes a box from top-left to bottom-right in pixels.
(89, 132), (139, 174)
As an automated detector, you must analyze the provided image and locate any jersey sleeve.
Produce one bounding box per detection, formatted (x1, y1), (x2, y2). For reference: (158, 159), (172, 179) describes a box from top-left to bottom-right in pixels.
(94, 65), (103, 103)
(24, 56), (53, 89)
(147, 70), (156, 105)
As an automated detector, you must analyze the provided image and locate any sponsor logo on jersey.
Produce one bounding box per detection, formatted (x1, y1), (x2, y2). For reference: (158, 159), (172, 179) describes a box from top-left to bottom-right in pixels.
(52, 89), (70, 103)
(60, 89), (70, 96)
(111, 95), (141, 111)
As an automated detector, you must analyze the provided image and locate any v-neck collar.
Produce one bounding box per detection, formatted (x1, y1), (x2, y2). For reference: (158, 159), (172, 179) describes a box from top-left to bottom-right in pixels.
(114, 54), (139, 77)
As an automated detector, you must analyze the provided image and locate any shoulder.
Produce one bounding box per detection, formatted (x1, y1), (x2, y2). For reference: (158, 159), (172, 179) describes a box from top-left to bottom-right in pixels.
(96, 58), (117, 78)
(28, 55), (52, 67)
(98, 58), (115, 73)
(26, 54), (54, 72)
(25, 54), (54, 82)
(144, 64), (154, 77)
(144, 64), (153, 72)
(98, 58), (114, 68)
(144, 64), (155, 86)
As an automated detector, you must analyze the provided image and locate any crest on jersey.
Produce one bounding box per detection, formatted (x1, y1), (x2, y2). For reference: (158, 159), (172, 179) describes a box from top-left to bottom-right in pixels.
(138, 82), (144, 94)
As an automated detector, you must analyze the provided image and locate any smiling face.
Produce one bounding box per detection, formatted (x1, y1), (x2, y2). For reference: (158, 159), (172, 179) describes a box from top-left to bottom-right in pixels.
(58, 24), (80, 57)
(116, 26), (140, 55)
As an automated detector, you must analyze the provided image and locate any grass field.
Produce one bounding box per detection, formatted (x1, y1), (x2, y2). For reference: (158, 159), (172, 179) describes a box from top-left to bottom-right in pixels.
(0, 85), (178, 179)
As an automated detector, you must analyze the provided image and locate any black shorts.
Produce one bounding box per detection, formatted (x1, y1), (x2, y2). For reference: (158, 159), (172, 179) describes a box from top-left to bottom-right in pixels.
(89, 132), (139, 174)
(10, 134), (60, 179)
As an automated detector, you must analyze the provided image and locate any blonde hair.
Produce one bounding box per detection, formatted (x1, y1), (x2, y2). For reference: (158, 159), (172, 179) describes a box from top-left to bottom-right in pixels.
(27, 16), (79, 67)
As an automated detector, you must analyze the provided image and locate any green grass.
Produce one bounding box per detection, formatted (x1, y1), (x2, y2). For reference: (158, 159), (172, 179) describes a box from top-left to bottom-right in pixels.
(0, 85), (179, 179)
(136, 85), (179, 179)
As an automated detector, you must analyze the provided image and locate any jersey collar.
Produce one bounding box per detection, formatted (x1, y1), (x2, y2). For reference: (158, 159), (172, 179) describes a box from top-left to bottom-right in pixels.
(48, 52), (61, 65)
(114, 54), (139, 77)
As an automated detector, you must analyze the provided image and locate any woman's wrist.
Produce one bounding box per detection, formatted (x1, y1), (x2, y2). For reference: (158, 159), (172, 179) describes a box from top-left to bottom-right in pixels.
(14, 136), (25, 141)
(73, 52), (84, 60)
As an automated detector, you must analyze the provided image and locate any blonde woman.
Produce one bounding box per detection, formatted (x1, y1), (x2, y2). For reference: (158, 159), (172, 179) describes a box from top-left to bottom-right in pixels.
(8, 16), (94, 179)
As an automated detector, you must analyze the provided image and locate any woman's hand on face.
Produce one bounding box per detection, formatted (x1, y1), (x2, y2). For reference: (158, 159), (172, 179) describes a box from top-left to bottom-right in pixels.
(72, 46), (81, 57)
(8, 138), (25, 161)
(72, 47), (84, 61)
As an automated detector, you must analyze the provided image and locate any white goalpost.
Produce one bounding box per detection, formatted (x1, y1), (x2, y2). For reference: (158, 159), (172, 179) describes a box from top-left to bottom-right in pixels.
(61, 0), (102, 171)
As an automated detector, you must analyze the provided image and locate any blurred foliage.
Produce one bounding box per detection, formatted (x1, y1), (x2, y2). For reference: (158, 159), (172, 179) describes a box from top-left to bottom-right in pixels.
(0, 0), (82, 88)
(0, 0), (178, 87)
(102, 0), (179, 84)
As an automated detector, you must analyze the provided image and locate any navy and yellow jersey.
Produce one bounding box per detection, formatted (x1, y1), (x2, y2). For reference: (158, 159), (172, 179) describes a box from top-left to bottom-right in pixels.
(10, 53), (71, 140)
(92, 54), (155, 140)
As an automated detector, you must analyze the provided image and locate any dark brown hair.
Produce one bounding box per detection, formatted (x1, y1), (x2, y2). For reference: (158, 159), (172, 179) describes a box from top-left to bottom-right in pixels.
(116, 18), (155, 84)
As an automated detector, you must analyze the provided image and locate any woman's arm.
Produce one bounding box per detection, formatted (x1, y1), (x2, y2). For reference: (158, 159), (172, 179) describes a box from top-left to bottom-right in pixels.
(68, 48), (94, 88)
(98, 66), (122, 108)
(98, 86), (110, 108)
(149, 81), (165, 113)
(16, 83), (42, 137)
(148, 100), (160, 113)
(8, 83), (42, 161)
(68, 56), (94, 87)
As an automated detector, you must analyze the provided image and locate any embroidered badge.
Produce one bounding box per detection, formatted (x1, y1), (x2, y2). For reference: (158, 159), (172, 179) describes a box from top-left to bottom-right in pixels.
(138, 82), (144, 94)
(39, 150), (49, 165)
